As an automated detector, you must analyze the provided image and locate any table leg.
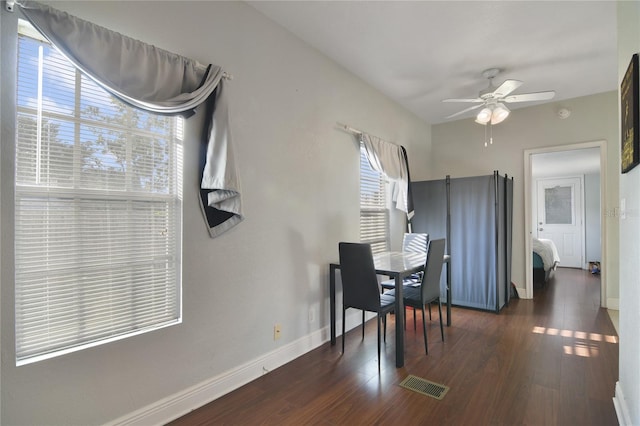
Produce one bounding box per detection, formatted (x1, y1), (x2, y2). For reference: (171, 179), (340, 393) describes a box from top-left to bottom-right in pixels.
(330, 264), (337, 345)
(394, 274), (404, 367)
(446, 261), (451, 326)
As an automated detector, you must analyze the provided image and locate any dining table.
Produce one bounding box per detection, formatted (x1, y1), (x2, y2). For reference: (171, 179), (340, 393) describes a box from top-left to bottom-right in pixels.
(329, 250), (451, 368)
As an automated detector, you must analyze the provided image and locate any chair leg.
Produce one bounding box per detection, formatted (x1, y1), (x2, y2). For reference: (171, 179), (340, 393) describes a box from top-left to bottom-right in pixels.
(438, 300), (444, 342)
(428, 303), (432, 320)
(404, 307), (416, 330)
(421, 305), (428, 355)
(377, 315), (381, 371)
(342, 306), (346, 354)
(362, 310), (365, 340)
(383, 314), (387, 343)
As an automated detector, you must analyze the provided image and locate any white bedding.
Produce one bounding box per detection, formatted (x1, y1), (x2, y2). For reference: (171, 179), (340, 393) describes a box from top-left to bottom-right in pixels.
(532, 238), (561, 271)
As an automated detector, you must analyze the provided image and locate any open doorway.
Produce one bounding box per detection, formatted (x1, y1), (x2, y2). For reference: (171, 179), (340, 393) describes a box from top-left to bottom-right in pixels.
(524, 141), (607, 305)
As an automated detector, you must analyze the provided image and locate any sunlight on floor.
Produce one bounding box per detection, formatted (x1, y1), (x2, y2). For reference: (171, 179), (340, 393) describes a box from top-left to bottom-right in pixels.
(532, 326), (618, 343)
(564, 342), (599, 357)
(532, 325), (618, 357)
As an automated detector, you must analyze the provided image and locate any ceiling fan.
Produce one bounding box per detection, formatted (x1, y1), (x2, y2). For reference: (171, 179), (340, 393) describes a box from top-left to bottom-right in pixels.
(443, 68), (556, 125)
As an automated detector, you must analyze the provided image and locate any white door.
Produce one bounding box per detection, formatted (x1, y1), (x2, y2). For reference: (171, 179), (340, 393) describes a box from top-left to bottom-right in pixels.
(536, 177), (584, 268)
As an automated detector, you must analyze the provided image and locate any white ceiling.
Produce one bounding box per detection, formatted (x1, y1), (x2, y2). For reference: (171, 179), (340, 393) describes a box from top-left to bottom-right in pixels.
(248, 1), (618, 125)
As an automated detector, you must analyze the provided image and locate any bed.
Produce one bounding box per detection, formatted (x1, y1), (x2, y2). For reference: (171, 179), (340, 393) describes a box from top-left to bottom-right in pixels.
(532, 237), (560, 286)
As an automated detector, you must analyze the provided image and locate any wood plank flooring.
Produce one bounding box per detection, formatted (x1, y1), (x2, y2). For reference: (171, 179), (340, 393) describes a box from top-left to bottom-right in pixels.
(168, 268), (618, 425)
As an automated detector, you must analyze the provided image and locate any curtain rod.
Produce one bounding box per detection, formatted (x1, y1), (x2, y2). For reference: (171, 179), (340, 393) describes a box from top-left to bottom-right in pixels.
(337, 122), (402, 147)
(337, 122), (362, 136)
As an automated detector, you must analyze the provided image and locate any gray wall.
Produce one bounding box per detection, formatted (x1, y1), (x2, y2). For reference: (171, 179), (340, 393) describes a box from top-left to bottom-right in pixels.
(615, 1), (640, 424)
(0, 2), (431, 424)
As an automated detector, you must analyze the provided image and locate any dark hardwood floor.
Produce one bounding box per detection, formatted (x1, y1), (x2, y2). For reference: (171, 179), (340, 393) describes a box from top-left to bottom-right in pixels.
(169, 268), (618, 425)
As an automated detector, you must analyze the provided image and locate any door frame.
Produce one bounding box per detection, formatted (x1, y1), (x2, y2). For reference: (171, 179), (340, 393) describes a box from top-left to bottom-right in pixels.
(523, 140), (607, 304)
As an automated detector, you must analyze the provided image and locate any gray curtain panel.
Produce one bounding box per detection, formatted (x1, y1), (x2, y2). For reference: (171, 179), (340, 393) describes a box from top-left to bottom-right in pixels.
(400, 146), (415, 228)
(410, 179), (448, 296)
(18, 0), (243, 237)
(449, 175), (497, 310)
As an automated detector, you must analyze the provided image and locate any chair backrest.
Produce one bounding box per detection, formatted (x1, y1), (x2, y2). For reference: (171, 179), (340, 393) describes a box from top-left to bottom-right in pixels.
(339, 242), (381, 312)
(403, 233), (429, 254)
(420, 238), (446, 302)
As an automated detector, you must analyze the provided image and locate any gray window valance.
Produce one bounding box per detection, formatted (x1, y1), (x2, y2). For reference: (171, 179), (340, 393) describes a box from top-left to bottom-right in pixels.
(17, 0), (243, 237)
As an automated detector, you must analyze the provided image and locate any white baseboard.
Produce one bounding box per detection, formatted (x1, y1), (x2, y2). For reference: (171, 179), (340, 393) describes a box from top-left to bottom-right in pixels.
(607, 298), (620, 310)
(515, 287), (529, 299)
(613, 381), (632, 426)
(106, 327), (329, 426)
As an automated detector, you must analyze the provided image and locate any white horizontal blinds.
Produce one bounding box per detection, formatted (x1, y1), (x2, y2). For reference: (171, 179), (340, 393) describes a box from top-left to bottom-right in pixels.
(15, 31), (182, 364)
(359, 143), (388, 254)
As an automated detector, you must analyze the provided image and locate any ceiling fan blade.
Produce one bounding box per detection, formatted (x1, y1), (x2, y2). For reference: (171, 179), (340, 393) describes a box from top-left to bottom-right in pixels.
(442, 98), (484, 103)
(503, 91), (556, 103)
(491, 79), (523, 97)
(445, 103), (485, 119)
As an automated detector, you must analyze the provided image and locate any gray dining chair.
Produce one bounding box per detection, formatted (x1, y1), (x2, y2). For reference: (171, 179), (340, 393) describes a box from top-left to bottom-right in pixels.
(380, 232), (429, 291)
(385, 238), (446, 355)
(339, 242), (395, 371)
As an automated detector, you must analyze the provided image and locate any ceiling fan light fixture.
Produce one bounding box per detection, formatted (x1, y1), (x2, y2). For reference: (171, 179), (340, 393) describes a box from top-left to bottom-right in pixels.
(475, 107), (492, 124)
(443, 69), (554, 126)
(491, 104), (510, 124)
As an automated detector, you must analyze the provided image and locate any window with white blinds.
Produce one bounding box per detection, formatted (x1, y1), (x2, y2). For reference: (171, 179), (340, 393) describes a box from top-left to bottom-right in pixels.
(14, 24), (183, 365)
(359, 143), (388, 254)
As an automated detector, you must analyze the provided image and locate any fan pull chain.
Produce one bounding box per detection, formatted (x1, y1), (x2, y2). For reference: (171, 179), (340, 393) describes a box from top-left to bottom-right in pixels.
(489, 121), (493, 145)
(483, 122), (494, 147)
(484, 123), (488, 147)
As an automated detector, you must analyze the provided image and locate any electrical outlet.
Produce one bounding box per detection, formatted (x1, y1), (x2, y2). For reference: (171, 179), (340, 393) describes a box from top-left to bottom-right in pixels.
(274, 324), (281, 341)
(309, 308), (315, 323)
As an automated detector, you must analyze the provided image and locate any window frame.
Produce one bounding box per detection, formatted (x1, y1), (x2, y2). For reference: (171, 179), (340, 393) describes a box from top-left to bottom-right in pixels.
(13, 22), (183, 365)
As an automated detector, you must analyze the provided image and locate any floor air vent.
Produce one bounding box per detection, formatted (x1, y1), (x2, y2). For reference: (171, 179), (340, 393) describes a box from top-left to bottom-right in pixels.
(399, 375), (450, 400)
